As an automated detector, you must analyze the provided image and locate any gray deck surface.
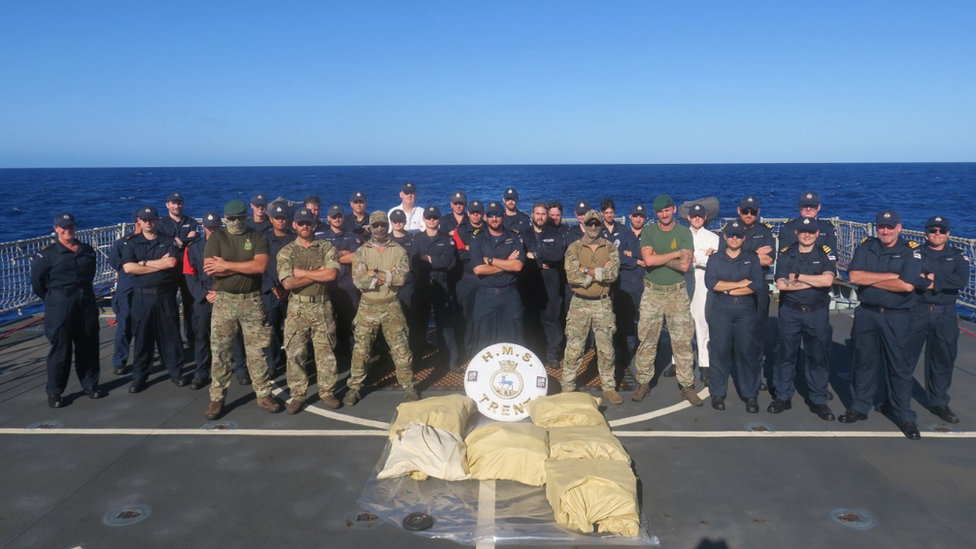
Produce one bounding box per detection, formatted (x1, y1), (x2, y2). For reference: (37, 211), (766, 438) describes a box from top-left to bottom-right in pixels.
(2, 307), (975, 549)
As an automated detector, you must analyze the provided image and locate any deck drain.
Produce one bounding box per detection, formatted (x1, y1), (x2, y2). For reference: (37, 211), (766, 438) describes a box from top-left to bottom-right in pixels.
(27, 420), (63, 430)
(830, 508), (876, 530)
(202, 421), (238, 431)
(745, 422), (776, 433)
(103, 505), (153, 527)
(346, 511), (382, 529)
(922, 423), (963, 434)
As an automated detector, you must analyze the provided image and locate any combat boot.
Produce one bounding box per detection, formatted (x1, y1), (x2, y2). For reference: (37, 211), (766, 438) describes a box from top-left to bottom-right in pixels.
(680, 385), (703, 407)
(344, 389), (361, 406)
(603, 389), (624, 405)
(321, 395), (341, 409)
(404, 387), (421, 401)
(631, 383), (650, 402)
(256, 396), (283, 413)
(286, 399), (305, 415)
(206, 400), (224, 420)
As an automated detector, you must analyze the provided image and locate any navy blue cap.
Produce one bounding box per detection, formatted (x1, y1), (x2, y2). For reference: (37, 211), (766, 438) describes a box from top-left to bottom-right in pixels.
(503, 188), (519, 201)
(137, 206), (159, 221)
(687, 203), (707, 218)
(925, 215), (949, 230)
(799, 191), (820, 208)
(327, 204), (344, 218)
(723, 220), (745, 237)
(389, 209), (407, 223)
(293, 208), (317, 224)
(451, 190), (467, 204)
(630, 204), (648, 217)
(739, 196), (760, 210)
(574, 200), (592, 216)
(54, 212), (76, 228)
(424, 205), (442, 219)
(350, 191), (366, 202)
(401, 182), (417, 194)
(468, 200), (484, 213)
(486, 201), (505, 214)
(202, 211), (222, 228)
(250, 193), (268, 206)
(166, 192), (184, 203)
(876, 210), (900, 227)
(269, 203), (290, 219)
(796, 216), (819, 231)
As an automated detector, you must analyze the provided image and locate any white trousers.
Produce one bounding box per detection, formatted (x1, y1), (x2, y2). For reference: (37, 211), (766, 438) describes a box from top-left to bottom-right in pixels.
(690, 268), (710, 367)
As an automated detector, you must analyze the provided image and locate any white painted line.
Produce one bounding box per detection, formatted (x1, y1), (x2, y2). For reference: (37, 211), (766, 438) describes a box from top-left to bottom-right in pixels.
(608, 387), (711, 427)
(476, 479), (496, 549)
(0, 428), (387, 437)
(613, 430), (976, 438)
(270, 381), (391, 430)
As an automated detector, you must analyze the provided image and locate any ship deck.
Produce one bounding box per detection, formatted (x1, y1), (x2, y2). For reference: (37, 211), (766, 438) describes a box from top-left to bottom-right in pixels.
(2, 306), (975, 549)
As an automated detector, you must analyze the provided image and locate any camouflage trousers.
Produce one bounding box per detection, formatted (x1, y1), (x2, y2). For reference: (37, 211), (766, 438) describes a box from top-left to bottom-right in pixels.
(283, 298), (338, 401)
(347, 299), (414, 391)
(210, 292), (272, 401)
(563, 294), (616, 391)
(635, 280), (696, 388)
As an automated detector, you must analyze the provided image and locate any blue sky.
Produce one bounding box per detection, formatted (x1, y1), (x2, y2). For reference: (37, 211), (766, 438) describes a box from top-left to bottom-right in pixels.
(1, 1), (973, 167)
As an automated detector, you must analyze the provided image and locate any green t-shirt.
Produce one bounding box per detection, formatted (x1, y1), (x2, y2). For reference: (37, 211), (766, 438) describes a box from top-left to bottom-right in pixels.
(640, 223), (693, 285)
(203, 229), (270, 294)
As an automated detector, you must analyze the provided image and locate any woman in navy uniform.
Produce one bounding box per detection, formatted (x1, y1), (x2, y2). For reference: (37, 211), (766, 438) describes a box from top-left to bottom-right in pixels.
(704, 221), (765, 412)
(30, 213), (105, 408)
(909, 216), (969, 424)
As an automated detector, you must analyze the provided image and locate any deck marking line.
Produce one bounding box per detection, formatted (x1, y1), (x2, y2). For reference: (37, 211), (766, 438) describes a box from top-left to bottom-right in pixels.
(608, 387), (711, 427)
(476, 479), (496, 549)
(0, 428), (387, 437)
(613, 430), (976, 438)
(270, 382), (391, 430)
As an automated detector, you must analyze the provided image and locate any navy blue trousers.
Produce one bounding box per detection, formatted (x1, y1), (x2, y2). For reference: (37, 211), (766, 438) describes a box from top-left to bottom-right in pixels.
(44, 291), (101, 395)
(474, 285), (524, 351)
(849, 307), (916, 423)
(909, 308), (958, 407)
(774, 304), (832, 404)
(111, 289), (132, 369)
(707, 299), (760, 399)
(131, 288), (185, 381)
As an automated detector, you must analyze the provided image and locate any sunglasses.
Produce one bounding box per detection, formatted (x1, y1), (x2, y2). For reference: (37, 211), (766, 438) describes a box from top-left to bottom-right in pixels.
(485, 212), (503, 218)
(797, 229), (818, 235)
(584, 220), (603, 227)
(726, 233), (745, 239)
(426, 217), (440, 221)
(740, 209), (758, 216)
(225, 215), (245, 222)
(372, 222), (389, 229)
(927, 227), (948, 235)
(330, 214), (343, 219)
(296, 221), (314, 227)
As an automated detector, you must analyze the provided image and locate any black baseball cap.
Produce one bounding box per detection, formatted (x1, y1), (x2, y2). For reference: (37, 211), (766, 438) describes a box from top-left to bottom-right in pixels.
(451, 190), (467, 204)
(796, 216), (819, 232)
(468, 200), (484, 214)
(389, 210), (407, 223)
(54, 212), (76, 228)
(798, 191), (820, 208)
(486, 201), (505, 214)
(350, 191), (366, 202)
(327, 204), (344, 218)
(293, 208), (317, 224)
(424, 206), (442, 219)
(925, 216), (950, 230)
(401, 182), (417, 194)
(269, 203), (290, 219)
(687, 203), (707, 218)
(166, 192), (184, 203)
(137, 206), (159, 221)
(503, 188), (519, 201)
(251, 193), (269, 206)
(574, 200), (591, 216)
(630, 204), (648, 217)
(876, 210), (900, 227)
(723, 220), (745, 237)
(739, 196), (760, 210)
(202, 211), (222, 229)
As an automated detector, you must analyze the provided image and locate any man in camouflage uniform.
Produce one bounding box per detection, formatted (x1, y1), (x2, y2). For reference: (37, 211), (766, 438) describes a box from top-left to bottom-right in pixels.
(632, 195), (702, 406)
(344, 211), (419, 405)
(277, 208), (342, 413)
(203, 200), (284, 419)
(562, 210), (622, 404)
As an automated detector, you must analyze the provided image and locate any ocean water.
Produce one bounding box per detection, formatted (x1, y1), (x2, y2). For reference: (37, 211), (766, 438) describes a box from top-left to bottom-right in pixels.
(1, 163), (974, 242)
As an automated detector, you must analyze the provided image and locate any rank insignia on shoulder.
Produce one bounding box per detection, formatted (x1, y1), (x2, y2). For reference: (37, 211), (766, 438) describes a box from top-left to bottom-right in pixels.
(472, 228), (481, 235)
(822, 245), (832, 253)
(781, 246), (790, 253)
(861, 236), (870, 244)
(907, 241), (920, 249)
(510, 229), (520, 234)
(40, 244), (53, 252)
(764, 222), (773, 229)
(125, 234), (137, 241)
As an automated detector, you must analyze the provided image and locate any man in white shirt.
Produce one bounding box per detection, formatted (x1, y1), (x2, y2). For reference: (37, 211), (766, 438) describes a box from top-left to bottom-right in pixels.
(387, 182), (425, 233)
(687, 203), (720, 384)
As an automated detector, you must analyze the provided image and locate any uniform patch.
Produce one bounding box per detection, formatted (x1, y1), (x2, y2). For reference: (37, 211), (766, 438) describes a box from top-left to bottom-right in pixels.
(244, 238), (253, 251)
(913, 251), (922, 260)
(822, 245), (832, 253)
(907, 241), (920, 249)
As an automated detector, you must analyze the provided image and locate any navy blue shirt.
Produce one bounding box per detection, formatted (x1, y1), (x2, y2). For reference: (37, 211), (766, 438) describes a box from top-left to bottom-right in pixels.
(263, 231), (297, 295)
(469, 229), (525, 288)
(320, 227), (360, 291)
(705, 249), (765, 306)
(440, 212), (469, 235)
(391, 232), (418, 303)
(525, 224), (567, 269)
(778, 218), (838, 251)
(503, 210), (531, 235)
(774, 244), (837, 307)
(456, 223), (487, 276)
(109, 235), (135, 296)
(247, 218), (272, 234)
(341, 213), (369, 240)
(720, 221), (776, 271)
(607, 225), (643, 292)
(916, 245), (969, 306)
(120, 233), (181, 289)
(413, 230), (457, 286)
(184, 238), (213, 304)
(30, 239), (97, 299)
(848, 237), (926, 309)
(157, 214), (200, 247)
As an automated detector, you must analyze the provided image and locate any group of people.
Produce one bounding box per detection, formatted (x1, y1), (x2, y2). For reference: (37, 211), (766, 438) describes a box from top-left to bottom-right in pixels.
(30, 185), (967, 438)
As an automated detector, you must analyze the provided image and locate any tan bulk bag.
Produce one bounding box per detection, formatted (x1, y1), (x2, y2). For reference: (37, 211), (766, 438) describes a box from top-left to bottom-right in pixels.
(389, 394), (477, 442)
(377, 423), (471, 481)
(464, 422), (549, 486)
(545, 459), (640, 537)
(547, 424), (631, 463)
(525, 392), (605, 428)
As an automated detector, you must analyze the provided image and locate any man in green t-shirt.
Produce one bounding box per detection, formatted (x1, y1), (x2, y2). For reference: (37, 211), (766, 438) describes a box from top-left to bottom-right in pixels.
(202, 200), (283, 420)
(632, 194), (702, 407)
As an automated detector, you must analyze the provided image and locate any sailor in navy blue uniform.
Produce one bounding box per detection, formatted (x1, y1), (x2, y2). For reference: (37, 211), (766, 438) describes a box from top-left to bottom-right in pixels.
(247, 193), (272, 233)
(523, 201), (567, 367)
(263, 203), (297, 377)
(30, 212), (105, 408)
(840, 210), (929, 440)
(908, 216), (969, 424)
(564, 200), (590, 246)
(778, 191), (838, 251)
(471, 200), (525, 349)
(121, 206), (187, 393)
(342, 191), (370, 240)
(321, 204), (361, 355)
(440, 190), (469, 236)
(770, 216), (837, 420)
(502, 188), (531, 235)
(108, 210), (140, 376)
(704, 221), (766, 412)
(389, 209), (424, 356)
(414, 206), (461, 369)
(455, 200), (486, 359)
(615, 204), (647, 365)
(157, 191), (200, 362)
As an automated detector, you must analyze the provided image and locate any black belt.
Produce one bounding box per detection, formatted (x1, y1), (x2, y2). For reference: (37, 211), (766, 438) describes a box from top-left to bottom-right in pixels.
(781, 300), (828, 313)
(573, 293), (610, 301)
(914, 303), (948, 314)
(861, 304), (910, 314)
(715, 295), (754, 306)
(47, 287), (88, 297)
(135, 286), (175, 295)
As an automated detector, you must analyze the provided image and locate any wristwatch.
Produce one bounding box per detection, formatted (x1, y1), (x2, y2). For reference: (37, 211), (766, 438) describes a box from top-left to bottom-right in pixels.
(583, 267), (590, 275)
(372, 269), (379, 279)
(724, 289), (731, 295)
(487, 257), (494, 266)
(140, 260), (147, 266)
